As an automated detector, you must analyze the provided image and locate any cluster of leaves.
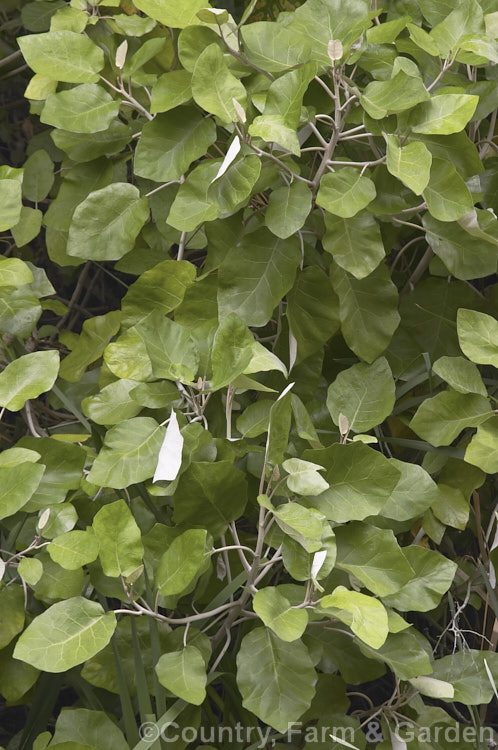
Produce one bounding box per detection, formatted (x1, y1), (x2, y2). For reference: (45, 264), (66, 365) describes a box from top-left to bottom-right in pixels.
(1, 0), (498, 747)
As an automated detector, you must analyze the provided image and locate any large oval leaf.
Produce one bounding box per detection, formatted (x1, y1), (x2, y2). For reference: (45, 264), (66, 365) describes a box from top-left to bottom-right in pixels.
(14, 597), (116, 672)
(0, 350), (59, 411)
(87, 417), (164, 489)
(18, 31), (104, 83)
(236, 627), (315, 732)
(92, 499), (144, 578)
(155, 645), (206, 704)
(41, 84), (120, 134)
(66, 183), (149, 261)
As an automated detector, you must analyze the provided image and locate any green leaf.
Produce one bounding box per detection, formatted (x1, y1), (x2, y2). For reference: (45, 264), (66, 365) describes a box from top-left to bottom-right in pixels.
(417, 131), (483, 181)
(0, 179), (22, 232)
(192, 44), (247, 123)
(121, 260), (196, 327)
(0, 351), (59, 411)
(0, 642), (39, 704)
(66, 183), (149, 261)
(335, 522), (414, 597)
(0, 462), (45, 520)
(287, 0), (372, 66)
(282, 526), (336, 584)
(262, 61), (317, 129)
(25, 73), (58, 99)
(136, 311), (199, 382)
(196, 7), (229, 24)
(408, 675), (454, 700)
(59, 310), (121, 382)
(330, 262), (400, 363)
(236, 627), (315, 732)
(304, 442), (401, 523)
(431, 650), (498, 705)
(358, 629), (432, 680)
(39, 503), (78, 539)
(410, 94), (479, 134)
(22, 149), (54, 202)
(156, 529), (207, 596)
(167, 160), (220, 231)
(50, 5), (88, 32)
(457, 308), (498, 366)
(17, 31), (104, 83)
(381, 459), (441, 522)
(87, 417), (164, 489)
(0, 586), (26, 649)
(47, 530), (99, 570)
(430, 0), (484, 57)
(130, 380), (179, 409)
(150, 70), (192, 113)
(134, 109), (216, 183)
(17, 437), (85, 509)
(291, 394), (322, 448)
(92, 499), (144, 578)
(407, 20), (439, 54)
(366, 15), (410, 43)
(236, 399), (272, 437)
(41, 84), (120, 133)
(104, 327), (153, 382)
(361, 71), (429, 119)
(14, 597), (116, 672)
(320, 586), (389, 649)
(0, 257), (33, 287)
(265, 182), (312, 239)
(282, 458), (329, 496)
(208, 154), (261, 218)
(178, 26), (223, 72)
(11, 207), (43, 247)
(383, 546), (457, 612)
(0, 446), (40, 468)
(244, 341), (288, 378)
(266, 390), (293, 466)
(410, 391), (492, 446)
(50, 708), (127, 750)
(249, 115), (301, 156)
(241, 22), (312, 73)
(458, 207), (498, 248)
(21, 1), (66, 33)
(323, 211), (385, 279)
(134, 0), (206, 28)
(459, 34), (498, 62)
(317, 168), (376, 218)
(386, 136), (432, 195)
(82, 379), (142, 425)
(173, 461), (247, 538)
(253, 587), (308, 642)
(465, 416), (498, 473)
(51, 122), (130, 162)
(18, 556), (44, 585)
(423, 157), (474, 222)
(155, 646), (206, 704)
(326, 357), (395, 433)
(218, 228), (300, 327)
(286, 267), (340, 362)
(210, 313), (254, 390)
(266, 498), (326, 552)
(423, 213), (498, 279)
(433, 355), (487, 396)
(0, 286), (41, 337)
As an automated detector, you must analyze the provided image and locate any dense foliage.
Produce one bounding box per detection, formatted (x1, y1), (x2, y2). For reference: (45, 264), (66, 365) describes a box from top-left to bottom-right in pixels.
(1, 0), (498, 747)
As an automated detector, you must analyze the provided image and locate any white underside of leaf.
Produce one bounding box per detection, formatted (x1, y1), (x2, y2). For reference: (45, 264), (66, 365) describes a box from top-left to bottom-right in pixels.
(153, 410), (183, 482)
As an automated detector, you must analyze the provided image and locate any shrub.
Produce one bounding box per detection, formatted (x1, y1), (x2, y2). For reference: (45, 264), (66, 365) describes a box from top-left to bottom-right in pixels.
(1, 0), (498, 747)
